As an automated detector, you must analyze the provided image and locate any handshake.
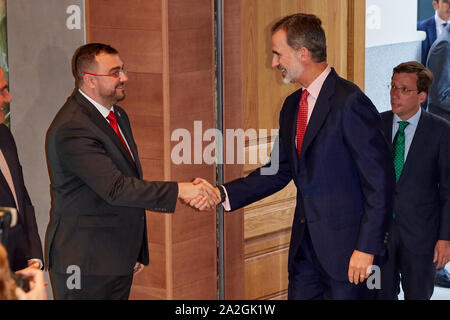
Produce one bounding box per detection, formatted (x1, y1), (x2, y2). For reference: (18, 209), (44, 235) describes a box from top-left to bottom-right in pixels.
(178, 178), (223, 211)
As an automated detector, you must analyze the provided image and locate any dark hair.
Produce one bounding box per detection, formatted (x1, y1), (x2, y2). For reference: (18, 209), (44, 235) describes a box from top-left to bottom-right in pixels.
(271, 13), (327, 62)
(393, 61), (434, 93)
(72, 43), (118, 86)
(0, 244), (17, 300)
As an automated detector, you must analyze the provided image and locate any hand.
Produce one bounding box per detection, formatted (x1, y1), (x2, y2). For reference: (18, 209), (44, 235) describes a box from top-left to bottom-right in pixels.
(178, 178), (220, 211)
(187, 178), (222, 211)
(133, 262), (144, 275)
(27, 260), (41, 269)
(434, 240), (450, 269)
(348, 250), (374, 285)
(14, 267), (47, 300)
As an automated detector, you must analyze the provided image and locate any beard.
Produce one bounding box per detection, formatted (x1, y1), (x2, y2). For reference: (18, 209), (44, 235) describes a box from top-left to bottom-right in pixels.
(278, 60), (304, 84)
(99, 82), (126, 105)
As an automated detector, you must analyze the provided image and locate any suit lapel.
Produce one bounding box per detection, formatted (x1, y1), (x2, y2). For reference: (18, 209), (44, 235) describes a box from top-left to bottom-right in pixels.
(397, 112), (427, 185)
(74, 92), (138, 175)
(0, 169), (16, 208)
(298, 69), (336, 160)
(285, 90), (302, 175)
(114, 108), (143, 178)
(427, 19), (437, 45)
(382, 112), (394, 143)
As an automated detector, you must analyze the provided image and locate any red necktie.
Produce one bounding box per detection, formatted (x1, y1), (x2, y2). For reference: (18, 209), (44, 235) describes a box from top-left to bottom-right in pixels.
(106, 111), (135, 165)
(296, 89), (309, 158)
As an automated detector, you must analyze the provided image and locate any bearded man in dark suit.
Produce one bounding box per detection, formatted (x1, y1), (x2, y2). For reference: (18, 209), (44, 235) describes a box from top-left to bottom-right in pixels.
(46, 44), (218, 300)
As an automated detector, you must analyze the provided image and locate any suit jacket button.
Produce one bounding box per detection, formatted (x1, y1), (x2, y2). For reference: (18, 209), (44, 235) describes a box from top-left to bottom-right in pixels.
(300, 218), (306, 224)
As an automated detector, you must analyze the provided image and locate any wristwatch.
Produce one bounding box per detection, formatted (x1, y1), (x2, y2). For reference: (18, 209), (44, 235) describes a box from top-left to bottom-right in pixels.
(217, 185), (226, 204)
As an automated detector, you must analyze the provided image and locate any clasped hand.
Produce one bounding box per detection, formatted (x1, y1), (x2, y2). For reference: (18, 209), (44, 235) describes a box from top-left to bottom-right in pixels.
(178, 178), (221, 211)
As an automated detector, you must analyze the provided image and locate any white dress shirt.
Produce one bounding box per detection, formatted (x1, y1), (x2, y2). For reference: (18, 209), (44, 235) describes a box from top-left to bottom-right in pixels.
(78, 89), (134, 161)
(435, 12), (450, 38)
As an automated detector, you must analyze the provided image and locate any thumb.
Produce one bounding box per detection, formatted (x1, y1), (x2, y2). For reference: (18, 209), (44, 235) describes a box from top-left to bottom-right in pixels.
(15, 287), (27, 300)
(192, 178), (204, 185)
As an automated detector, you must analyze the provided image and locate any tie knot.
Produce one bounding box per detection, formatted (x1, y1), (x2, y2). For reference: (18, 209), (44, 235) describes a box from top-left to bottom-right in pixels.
(397, 121), (409, 132)
(107, 111), (117, 123)
(301, 89), (309, 101)
(443, 22), (448, 27)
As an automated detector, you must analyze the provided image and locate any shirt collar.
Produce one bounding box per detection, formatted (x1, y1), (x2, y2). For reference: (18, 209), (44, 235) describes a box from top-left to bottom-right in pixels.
(78, 89), (114, 119)
(393, 106), (421, 127)
(435, 11), (449, 26)
(304, 64), (331, 99)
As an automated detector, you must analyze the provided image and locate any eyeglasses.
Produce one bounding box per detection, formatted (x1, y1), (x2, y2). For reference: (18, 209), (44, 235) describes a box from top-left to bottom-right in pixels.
(82, 68), (127, 79)
(387, 84), (418, 95)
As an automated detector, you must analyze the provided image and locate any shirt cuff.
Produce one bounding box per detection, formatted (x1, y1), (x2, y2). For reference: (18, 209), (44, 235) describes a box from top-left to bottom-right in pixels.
(221, 186), (231, 211)
(28, 259), (43, 269)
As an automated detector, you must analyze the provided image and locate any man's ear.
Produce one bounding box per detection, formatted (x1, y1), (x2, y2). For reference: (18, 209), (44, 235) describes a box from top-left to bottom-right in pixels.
(83, 75), (96, 88)
(418, 91), (427, 104)
(432, 0), (438, 11)
(297, 47), (308, 61)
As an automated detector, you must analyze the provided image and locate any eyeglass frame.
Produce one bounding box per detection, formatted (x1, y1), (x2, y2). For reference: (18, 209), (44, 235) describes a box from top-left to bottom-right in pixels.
(82, 68), (128, 79)
(387, 84), (419, 95)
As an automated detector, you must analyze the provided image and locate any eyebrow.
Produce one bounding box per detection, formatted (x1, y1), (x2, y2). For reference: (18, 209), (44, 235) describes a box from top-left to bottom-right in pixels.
(108, 65), (124, 73)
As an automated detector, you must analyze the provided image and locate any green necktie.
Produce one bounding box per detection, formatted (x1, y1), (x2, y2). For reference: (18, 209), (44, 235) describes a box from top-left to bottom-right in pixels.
(393, 121), (409, 182)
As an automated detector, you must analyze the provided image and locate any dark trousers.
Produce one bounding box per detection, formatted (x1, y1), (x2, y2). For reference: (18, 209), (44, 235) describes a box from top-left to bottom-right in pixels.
(288, 226), (374, 300)
(51, 270), (134, 300)
(376, 221), (436, 300)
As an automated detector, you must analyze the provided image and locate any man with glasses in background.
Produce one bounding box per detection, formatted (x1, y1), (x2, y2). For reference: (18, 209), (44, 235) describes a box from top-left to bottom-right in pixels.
(45, 43), (218, 299)
(376, 61), (450, 299)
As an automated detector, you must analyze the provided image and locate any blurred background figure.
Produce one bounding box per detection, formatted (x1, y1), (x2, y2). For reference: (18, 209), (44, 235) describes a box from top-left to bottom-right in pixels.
(418, 0), (450, 65)
(0, 66), (43, 272)
(0, 243), (47, 300)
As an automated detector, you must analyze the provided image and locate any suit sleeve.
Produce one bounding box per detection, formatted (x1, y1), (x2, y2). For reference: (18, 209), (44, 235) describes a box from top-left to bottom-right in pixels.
(3, 125), (44, 262)
(224, 133), (293, 211)
(342, 92), (395, 255)
(54, 121), (178, 212)
(22, 191), (44, 262)
(427, 39), (450, 108)
(438, 123), (450, 241)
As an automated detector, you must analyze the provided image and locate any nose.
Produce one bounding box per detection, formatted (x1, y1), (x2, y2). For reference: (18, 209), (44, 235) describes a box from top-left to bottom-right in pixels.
(5, 89), (12, 103)
(119, 71), (128, 82)
(390, 88), (400, 99)
(272, 54), (279, 69)
(1, 89), (12, 107)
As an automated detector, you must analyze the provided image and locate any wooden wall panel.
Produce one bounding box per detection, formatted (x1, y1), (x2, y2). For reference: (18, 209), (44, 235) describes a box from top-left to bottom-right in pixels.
(88, 0), (217, 300)
(167, 0), (217, 299)
(223, 0), (245, 300)
(347, 0), (366, 90)
(89, 28), (163, 73)
(88, 0), (162, 30)
(245, 247), (289, 299)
